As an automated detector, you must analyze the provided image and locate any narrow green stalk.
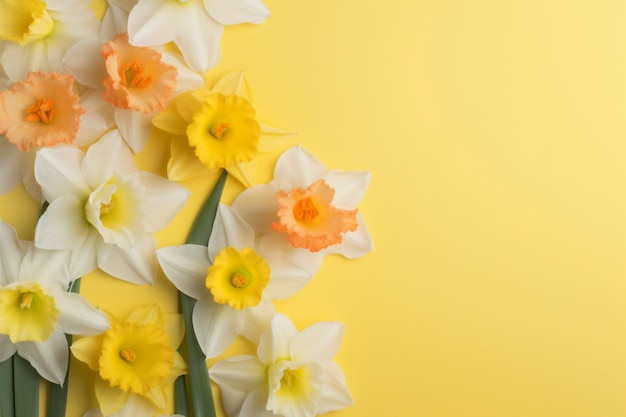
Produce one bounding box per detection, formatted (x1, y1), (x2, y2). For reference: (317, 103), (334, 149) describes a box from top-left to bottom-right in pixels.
(46, 279), (81, 417)
(177, 169), (227, 417)
(13, 355), (39, 417)
(0, 357), (14, 417)
(174, 373), (189, 416)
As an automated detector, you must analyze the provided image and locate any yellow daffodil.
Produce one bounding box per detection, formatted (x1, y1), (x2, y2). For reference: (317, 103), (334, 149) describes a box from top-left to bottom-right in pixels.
(71, 304), (187, 416)
(0, 220), (109, 385)
(153, 71), (293, 187)
(209, 314), (353, 417)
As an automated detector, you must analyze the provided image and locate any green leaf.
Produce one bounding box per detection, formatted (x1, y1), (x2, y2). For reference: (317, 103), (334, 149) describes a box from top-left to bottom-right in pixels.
(46, 279), (81, 417)
(13, 355), (39, 417)
(0, 356), (14, 417)
(177, 169), (227, 417)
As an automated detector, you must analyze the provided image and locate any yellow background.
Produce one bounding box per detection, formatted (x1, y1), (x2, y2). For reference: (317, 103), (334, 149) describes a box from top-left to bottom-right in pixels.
(2, 0), (626, 416)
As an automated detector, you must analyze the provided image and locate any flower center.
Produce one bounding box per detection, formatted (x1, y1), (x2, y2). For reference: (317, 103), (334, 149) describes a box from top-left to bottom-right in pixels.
(0, 283), (60, 343)
(230, 272), (250, 288)
(209, 121), (230, 139)
(272, 179), (359, 252)
(119, 348), (136, 363)
(122, 62), (151, 88)
(186, 93), (261, 170)
(99, 322), (174, 395)
(24, 98), (55, 123)
(205, 247), (270, 310)
(293, 197), (319, 223)
(0, 0), (54, 45)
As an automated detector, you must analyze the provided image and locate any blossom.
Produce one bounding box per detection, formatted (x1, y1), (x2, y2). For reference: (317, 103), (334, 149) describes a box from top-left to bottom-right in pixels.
(0, 71), (83, 151)
(33, 130), (190, 284)
(127, 0), (270, 72)
(0, 220), (109, 385)
(63, 31), (204, 152)
(153, 71), (292, 187)
(0, 0), (100, 81)
(209, 314), (353, 417)
(157, 204), (316, 358)
(231, 146), (373, 270)
(71, 304), (187, 416)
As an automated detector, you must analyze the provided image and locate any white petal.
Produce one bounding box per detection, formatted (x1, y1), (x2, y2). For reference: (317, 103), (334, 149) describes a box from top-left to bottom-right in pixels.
(272, 146), (327, 191)
(209, 355), (266, 393)
(115, 109), (154, 154)
(74, 89), (115, 148)
(82, 131), (136, 189)
(35, 146), (90, 201)
(62, 38), (107, 88)
(55, 292), (110, 335)
(192, 300), (241, 358)
(316, 362), (354, 415)
(35, 195), (90, 251)
(259, 232), (323, 278)
(0, 335), (16, 361)
(100, 1), (131, 41)
(0, 139), (28, 196)
(0, 221), (24, 285)
(97, 236), (157, 285)
(1, 41), (48, 82)
(128, 0), (183, 46)
(67, 230), (99, 278)
(161, 52), (204, 94)
(157, 244), (210, 300)
(17, 331), (68, 384)
(208, 204), (256, 261)
(133, 172), (190, 232)
(239, 384), (274, 417)
(230, 184), (278, 233)
(239, 298), (274, 343)
(213, 385), (249, 417)
(173, 3), (223, 72)
(257, 313), (296, 365)
(289, 322), (344, 363)
(322, 213), (373, 259)
(20, 246), (72, 287)
(204, 0), (270, 25)
(322, 170), (370, 210)
(262, 248), (314, 300)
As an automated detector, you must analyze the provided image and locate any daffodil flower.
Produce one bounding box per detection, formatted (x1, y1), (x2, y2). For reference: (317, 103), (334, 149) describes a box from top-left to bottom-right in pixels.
(209, 313), (353, 417)
(0, 0), (100, 81)
(127, 0), (270, 72)
(231, 145), (373, 270)
(71, 304), (187, 416)
(157, 204), (316, 358)
(0, 71), (84, 201)
(33, 130), (190, 284)
(153, 71), (292, 187)
(0, 220), (109, 385)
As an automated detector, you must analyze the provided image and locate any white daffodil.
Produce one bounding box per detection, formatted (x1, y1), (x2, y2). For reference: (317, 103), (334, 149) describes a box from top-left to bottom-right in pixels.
(0, 0), (100, 81)
(231, 146), (373, 272)
(209, 313), (353, 417)
(157, 204), (316, 358)
(33, 130), (190, 285)
(0, 220), (109, 385)
(127, 0), (270, 72)
(63, 24), (204, 152)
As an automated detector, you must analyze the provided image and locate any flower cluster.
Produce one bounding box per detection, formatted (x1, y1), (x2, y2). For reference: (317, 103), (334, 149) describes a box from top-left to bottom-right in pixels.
(0, 1), (372, 417)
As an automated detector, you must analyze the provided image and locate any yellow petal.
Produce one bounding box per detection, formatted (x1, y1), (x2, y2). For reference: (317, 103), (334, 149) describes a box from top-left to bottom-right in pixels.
(163, 314), (184, 350)
(95, 377), (131, 417)
(125, 304), (162, 327)
(70, 334), (105, 372)
(211, 71), (254, 103)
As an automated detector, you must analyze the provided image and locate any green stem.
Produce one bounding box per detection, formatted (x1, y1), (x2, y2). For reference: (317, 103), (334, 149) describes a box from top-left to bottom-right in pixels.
(13, 355), (39, 417)
(46, 279), (81, 417)
(177, 169), (227, 417)
(0, 356), (14, 417)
